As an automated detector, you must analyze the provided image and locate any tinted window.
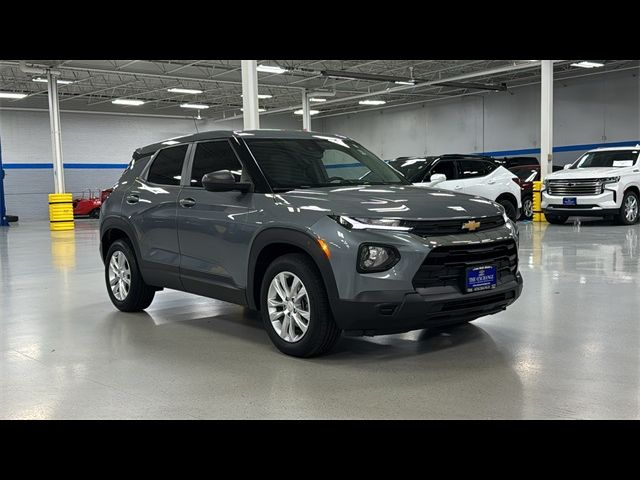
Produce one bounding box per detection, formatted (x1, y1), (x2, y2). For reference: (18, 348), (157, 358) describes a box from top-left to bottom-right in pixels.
(190, 141), (243, 187)
(387, 157), (433, 182)
(429, 160), (456, 180)
(458, 159), (496, 179)
(244, 137), (407, 190)
(513, 167), (540, 182)
(147, 145), (188, 185)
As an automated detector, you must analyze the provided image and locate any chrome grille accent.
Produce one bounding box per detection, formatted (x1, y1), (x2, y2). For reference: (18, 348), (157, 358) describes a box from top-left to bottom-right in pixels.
(547, 179), (603, 196)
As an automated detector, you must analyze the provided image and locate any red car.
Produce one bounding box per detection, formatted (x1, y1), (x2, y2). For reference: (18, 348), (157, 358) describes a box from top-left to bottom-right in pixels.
(72, 188), (113, 218)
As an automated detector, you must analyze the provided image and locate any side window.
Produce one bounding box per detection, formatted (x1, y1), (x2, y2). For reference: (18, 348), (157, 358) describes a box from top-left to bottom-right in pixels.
(147, 145), (188, 186)
(429, 160), (456, 180)
(190, 141), (243, 187)
(458, 159), (494, 179)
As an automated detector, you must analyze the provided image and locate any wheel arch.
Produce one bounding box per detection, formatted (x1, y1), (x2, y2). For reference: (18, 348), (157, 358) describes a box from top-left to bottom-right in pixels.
(246, 228), (340, 316)
(100, 217), (140, 264)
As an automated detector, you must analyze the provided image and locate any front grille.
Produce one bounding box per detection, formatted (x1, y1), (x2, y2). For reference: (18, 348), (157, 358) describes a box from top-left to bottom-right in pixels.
(547, 179), (603, 196)
(413, 240), (518, 290)
(402, 215), (505, 237)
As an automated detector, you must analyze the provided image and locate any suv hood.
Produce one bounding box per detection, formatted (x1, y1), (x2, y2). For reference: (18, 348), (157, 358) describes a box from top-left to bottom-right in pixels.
(549, 166), (636, 180)
(276, 184), (504, 220)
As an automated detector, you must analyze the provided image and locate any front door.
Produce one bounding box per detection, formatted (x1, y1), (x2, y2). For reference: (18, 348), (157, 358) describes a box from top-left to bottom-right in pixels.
(177, 140), (253, 303)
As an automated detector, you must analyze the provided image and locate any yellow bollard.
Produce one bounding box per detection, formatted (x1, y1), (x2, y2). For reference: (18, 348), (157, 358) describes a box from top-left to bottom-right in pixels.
(48, 193), (75, 231)
(532, 181), (547, 223)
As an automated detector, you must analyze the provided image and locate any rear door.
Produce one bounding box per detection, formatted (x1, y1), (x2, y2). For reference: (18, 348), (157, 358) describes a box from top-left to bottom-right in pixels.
(456, 158), (499, 199)
(177, 139), (253, 303)
(120, 143), (189, 290)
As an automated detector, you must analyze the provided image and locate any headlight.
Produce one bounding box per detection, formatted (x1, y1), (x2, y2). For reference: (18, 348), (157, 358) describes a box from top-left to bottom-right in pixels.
(542, 178), (549, 191)
(330, 215), (412, 231)
(357, 244), (400, 273)
(599, 176), (620, 184)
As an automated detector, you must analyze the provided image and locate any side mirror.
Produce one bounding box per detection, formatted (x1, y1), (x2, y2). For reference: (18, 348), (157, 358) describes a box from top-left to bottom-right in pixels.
(429, 173), (447, 185)
(202, 170), (251, 193)
(563, 164), (571, 170)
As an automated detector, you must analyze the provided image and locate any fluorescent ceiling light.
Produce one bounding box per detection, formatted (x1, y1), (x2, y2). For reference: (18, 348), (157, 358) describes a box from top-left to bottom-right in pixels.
(168, 88), (203, 94)
(33, 77), (75, 85)
(294, 109), (320, 115)
(309, 97), (327, 102)
(241, 108), (266, 112)
(0, 92), (27, 99)
(241, 94), (273, 99)
(394, 80), (415, 86)
(180, 103), (209, 109)
(359, 99), (386, 106)
(256, 65), (287, 74)
(112, 98), (145, 106)
(571, 61), (604, 68)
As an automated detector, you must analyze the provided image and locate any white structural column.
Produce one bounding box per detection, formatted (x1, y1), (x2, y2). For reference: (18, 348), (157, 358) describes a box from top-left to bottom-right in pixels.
(47, 70), (65, 193)
(540, 60), (554, 180)
(241, 60), (260, 130)
(301, 90), (311, 131)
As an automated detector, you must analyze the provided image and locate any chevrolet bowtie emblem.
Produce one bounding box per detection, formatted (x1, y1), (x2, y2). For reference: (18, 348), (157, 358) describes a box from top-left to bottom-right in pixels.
(462, 220), (481, 231)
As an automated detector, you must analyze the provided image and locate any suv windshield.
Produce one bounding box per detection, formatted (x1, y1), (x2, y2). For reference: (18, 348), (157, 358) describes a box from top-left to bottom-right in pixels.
(244, 136), (409, 190)
(574, 150), (639, 168)
(387, 157), (434, 182)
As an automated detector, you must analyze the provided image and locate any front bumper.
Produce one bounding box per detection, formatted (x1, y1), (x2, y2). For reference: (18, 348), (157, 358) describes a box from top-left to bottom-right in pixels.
(333, 272), (523, 336)
(541, 189), (620, 216)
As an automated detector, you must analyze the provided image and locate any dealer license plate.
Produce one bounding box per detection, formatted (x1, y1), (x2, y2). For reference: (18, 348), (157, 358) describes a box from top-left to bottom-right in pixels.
(563, 197), (577, 206)
(466, 265), (497, 293)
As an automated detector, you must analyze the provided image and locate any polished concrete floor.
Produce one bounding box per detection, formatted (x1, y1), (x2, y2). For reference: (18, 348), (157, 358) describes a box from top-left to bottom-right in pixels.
(1, 218), (639, 419)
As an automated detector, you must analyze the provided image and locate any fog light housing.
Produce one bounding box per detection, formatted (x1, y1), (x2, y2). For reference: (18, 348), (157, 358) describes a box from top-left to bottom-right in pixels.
(357, 244), (400, 273)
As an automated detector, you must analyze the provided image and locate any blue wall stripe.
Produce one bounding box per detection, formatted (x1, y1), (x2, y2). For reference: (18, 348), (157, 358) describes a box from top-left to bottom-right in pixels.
(480, 140), (640, 157)
(2, 139), (639, 170)
(4, 163), (128, 169)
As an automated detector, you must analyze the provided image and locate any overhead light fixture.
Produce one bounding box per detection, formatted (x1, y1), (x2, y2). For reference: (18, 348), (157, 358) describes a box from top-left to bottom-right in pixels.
(294, 109), (320, 115)
(256, 65), (287, 74)
(241, 107), (267, 112)
(309, 97), (327, 102)
(180, 103), (209, 109)
(241, 94), (273, 99)
(112, 98), (145, 106)
(168, 88), (203, 94)
(394, 80), (415, 86)
(571, 61), (604, 68)
(33, 77), (75, 85)
(359, 99), (386, 106)
(0, 92), (28, 99)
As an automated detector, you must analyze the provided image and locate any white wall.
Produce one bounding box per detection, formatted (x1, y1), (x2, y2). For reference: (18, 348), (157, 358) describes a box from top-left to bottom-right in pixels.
(0, 109), (300, 220)
(318, 69), (640, 165)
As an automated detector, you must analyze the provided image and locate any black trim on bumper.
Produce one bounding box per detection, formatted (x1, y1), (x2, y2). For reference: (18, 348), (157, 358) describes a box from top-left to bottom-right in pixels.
(543, 206), (620, 217)
(333, 272), (523, 336)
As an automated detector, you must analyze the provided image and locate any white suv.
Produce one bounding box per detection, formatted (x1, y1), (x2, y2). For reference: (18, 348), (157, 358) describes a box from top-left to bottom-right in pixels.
(542, 146), (640, 225)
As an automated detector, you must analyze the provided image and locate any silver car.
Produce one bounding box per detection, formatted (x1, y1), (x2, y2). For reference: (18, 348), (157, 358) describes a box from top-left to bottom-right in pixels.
(100, 130), (523, 357)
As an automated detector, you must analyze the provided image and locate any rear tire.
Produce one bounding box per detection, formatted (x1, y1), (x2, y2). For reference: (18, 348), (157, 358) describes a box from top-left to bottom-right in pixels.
(616, 191), (639, 225)
(497, 198), (518, 221)
(260, 253), (341, 357)
(105, 239), (155, 312)
(545, 213), (568, 225)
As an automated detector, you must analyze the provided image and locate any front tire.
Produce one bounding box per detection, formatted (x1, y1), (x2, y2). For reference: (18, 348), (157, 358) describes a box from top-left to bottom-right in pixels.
(105, 239), (155, 312)
(260, 253), (341, 357)
(545, 213), (568, 225)
(497, 198), (518, 221)
(617, 191), (639, 225)
(89, 208), (101, 219)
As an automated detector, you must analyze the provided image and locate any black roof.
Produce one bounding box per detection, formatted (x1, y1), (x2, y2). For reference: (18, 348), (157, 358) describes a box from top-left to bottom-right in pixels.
(134, 129), (346, 158)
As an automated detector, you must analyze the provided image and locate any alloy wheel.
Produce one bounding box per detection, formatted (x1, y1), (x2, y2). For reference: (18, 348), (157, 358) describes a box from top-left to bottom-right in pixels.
(625, 195), (638, 222)
(108, 251), (132, 301)
(267, 271), (310, 343)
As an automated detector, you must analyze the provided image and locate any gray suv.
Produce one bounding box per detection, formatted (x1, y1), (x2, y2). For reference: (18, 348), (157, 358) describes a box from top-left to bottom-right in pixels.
(100, 130), (523, 357)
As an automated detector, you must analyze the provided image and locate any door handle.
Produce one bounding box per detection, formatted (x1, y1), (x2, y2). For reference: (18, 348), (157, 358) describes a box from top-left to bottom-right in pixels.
(126, 193), (139, 204)
(488, 180), (496, 185)
(454, 185), (463, 190)
(179, 197), (196, 208)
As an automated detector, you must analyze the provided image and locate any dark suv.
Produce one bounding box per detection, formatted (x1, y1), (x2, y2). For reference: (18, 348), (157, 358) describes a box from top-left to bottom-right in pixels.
(100, 130), (523, 357)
